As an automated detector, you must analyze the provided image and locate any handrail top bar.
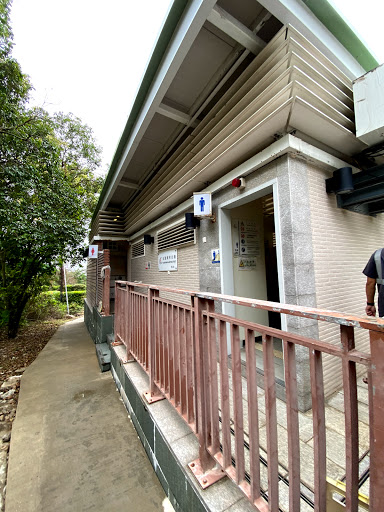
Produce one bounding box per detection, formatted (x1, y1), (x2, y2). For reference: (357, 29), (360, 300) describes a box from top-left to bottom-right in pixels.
(115, 281), (384, 332)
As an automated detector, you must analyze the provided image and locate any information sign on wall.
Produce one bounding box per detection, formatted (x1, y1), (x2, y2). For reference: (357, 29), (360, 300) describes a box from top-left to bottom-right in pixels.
(158, 249), (178, 271)
(211, 249), (220, 264)
(193, 192), (212, 217)
(88, 245), (98, 258)
(238, 257), (257, 270)
(236, 220), (261, 257)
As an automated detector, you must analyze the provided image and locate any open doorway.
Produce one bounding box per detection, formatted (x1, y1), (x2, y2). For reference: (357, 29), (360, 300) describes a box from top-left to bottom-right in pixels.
(219, 184), (284, 382)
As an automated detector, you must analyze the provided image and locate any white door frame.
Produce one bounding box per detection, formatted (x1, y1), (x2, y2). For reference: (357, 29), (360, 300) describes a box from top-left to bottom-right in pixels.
(218, 179), (286, 352)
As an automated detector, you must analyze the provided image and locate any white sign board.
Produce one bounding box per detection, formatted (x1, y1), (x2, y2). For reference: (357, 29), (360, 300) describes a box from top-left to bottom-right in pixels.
(238, 257), (257, 271)
(158, 249), (178, 271)
(193, 192), (212, 217)
(88, 245), (98, 258)
(238, 220), (261, 256)
(211, 249), (220, 264)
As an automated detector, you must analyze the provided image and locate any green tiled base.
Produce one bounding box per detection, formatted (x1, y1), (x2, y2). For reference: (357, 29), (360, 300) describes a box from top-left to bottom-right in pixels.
(110, 357), (209, 512)
(84, 301), (114, 344)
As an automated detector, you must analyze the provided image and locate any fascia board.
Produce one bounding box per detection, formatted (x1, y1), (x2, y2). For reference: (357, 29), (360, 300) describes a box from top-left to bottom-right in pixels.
(96, 0), (217, 219)
(256, 0), (368, 79)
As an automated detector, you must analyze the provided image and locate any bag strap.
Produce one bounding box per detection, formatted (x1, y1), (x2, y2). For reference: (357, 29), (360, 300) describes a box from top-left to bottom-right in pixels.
(374, 249), (384, 285)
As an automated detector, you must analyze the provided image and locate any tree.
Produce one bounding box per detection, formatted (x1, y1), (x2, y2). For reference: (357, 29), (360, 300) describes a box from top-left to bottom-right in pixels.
(53, 112), (103, 217)
(0, 0), (103, 337)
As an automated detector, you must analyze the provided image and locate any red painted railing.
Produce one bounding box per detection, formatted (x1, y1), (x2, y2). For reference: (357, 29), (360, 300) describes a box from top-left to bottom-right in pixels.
(114, 281), (384, 511)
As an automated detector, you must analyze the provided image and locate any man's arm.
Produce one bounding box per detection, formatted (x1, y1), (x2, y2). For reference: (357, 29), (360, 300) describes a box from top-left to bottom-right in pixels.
(366, 277), (376, 316)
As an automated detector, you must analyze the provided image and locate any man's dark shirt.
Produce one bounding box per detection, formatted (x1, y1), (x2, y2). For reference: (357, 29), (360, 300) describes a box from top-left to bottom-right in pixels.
(363, 248), (384, 317)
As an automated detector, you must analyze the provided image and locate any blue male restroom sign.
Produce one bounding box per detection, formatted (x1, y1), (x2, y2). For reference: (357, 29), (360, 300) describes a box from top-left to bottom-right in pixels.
(193, 192), (212, 217)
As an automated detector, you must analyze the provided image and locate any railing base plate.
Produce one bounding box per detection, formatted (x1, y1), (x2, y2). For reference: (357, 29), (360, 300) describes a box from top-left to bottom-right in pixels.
(188, 458), (226, 489)
(143, 391), (165, 404)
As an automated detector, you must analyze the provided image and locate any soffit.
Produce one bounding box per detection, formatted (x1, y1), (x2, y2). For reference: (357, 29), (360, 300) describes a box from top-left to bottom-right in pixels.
(104, 0), (370, 228)
(107, 0), (279, 210)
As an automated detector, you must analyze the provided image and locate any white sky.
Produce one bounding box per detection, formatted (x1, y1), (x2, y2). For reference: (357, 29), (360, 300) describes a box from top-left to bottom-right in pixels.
(10, 0), (173, 173)
(328, 0), (384, 64)
(9, 0), (384, 174)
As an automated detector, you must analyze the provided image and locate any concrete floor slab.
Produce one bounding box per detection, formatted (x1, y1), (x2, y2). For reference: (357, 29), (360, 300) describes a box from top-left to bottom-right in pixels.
(5, 318), (169, 512)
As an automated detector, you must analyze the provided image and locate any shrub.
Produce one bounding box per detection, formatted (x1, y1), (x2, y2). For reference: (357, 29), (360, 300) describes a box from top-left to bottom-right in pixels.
(47, 290), (85, 305)
(25, 290), (86, 321)
(25, 293), (66, 321)
(67, 284), (86, 292)
(48, 284), (85, 292)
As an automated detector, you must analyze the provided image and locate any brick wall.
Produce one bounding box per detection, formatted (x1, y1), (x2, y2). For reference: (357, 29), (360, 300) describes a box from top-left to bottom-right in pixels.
(130, 216), (199, 304)
(307, 164), (384, 395)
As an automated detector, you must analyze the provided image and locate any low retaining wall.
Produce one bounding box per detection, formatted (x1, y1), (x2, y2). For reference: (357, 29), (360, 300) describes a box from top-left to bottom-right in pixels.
(84, 300), (114, 344)
(110, 343), (254, 512)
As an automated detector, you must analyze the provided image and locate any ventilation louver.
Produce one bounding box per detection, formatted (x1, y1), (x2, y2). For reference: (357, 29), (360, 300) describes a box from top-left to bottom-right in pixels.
(157, 222), (195, 251)
(132, 239), (145, 258)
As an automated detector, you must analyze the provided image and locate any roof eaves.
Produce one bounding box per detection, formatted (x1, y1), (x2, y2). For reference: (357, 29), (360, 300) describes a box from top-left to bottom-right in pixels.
(302, 0), (379, 72)
(92, 0), (189, 223)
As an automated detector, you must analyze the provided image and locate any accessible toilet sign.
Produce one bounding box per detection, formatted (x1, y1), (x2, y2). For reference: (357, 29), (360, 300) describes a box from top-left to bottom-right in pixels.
(193, 192), (212, 217)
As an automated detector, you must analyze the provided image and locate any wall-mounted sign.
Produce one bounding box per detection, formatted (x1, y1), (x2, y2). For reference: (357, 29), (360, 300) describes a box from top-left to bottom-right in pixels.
(211, 249), (220, 264)
(158, 249), (178, 271)
(193, 192), (212, 217)
(233, 221), (240, 255)
(88, 245), (98, 258)
(235, 220), (261, 257)
(238, 257), (257, 270)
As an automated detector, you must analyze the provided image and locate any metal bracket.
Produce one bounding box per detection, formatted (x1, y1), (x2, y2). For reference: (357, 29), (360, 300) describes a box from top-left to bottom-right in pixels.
(122, 355), (135, 364)
(143, 391), (165, 404)
(188, 458), (226, 489)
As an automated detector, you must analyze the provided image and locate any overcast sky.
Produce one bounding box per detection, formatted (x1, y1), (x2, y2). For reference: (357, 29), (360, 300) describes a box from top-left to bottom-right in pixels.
(10, 0), (173, 173)
(9, 0), (384, 174)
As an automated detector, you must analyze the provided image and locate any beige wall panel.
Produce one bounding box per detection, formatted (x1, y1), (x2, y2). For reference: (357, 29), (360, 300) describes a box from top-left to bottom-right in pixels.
(130, 218), (199, 305)
(307, 164), (384, 396)
(86, 258), (97, 308)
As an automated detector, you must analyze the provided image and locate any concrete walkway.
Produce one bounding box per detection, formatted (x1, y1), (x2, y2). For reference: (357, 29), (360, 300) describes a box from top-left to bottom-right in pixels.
(5, 318), (170, 512)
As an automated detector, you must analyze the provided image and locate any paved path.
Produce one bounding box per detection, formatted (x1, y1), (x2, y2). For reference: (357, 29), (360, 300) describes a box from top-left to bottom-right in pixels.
(5, 318), (169, 512)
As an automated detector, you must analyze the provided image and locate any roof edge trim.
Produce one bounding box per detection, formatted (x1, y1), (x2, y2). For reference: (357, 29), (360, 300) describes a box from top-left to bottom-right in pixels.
(302, 0), (379, 72)
(92, 0), (189, 223)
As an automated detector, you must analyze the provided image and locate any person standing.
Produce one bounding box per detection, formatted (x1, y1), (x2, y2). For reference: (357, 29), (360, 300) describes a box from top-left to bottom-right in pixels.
(363, 248), (384, 317)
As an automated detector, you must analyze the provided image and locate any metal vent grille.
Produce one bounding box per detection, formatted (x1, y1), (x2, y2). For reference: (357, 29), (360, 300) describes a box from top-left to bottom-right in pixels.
(132, 239), (145, 258)
(157, 222), (195, 251)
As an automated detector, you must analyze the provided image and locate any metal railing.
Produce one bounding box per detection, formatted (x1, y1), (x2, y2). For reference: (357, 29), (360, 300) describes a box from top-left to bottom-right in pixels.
(98, 249), (111, 316)
(114, 281), (384, 511)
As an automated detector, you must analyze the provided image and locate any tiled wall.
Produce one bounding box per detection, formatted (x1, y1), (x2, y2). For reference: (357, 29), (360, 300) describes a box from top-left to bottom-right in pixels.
(130, 216), (200, 303)
(308, 163), (384, 395)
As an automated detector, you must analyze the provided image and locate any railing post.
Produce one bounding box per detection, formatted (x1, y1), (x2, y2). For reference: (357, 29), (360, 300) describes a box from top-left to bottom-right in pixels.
(188, 295), (225, 488)
(368, 328), (384, 511)
(144, 287), (164, 403)
(102, 249), (110, 316)
(340, 325), (358, 512)
(125, 284), (135, 362)
(114, 282), (120, 343)
(102, 266), (111, 316)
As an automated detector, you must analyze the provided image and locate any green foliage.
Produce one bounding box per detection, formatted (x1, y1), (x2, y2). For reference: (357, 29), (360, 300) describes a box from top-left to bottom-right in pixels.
(73, 268), (86, 285)
(24, 292), (66, 321)
(47, 290), (86, 305)
(0, 0), (13, 57)
(24, 290), (85, 321)
(0, 0), (103, 337)
(50, 284), (86, 292)
(53, 112), (104, 219)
